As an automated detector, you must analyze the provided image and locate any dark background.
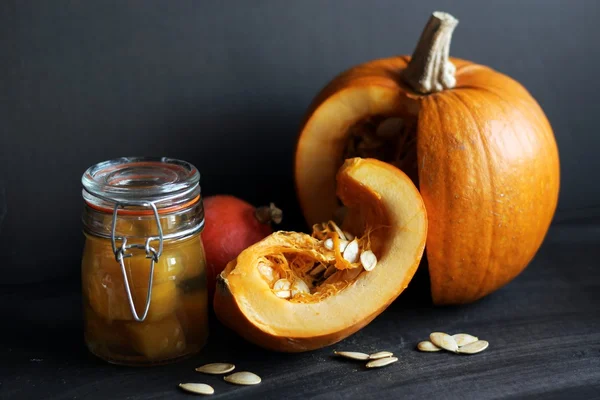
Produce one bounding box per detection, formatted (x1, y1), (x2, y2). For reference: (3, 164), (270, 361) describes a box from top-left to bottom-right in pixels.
(2, 1), (600, 399)
(1, 0), (599, 285)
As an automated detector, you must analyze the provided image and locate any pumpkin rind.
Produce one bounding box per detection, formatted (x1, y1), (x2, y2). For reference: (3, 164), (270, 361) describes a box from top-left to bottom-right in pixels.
(418, 65), (560, 304)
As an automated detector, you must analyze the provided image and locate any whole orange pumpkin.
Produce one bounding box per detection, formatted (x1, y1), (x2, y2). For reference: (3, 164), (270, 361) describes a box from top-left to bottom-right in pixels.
(294, 11), (560, 305)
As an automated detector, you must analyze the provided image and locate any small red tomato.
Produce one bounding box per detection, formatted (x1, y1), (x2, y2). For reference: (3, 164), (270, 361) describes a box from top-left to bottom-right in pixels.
(201, 195), (282, 301)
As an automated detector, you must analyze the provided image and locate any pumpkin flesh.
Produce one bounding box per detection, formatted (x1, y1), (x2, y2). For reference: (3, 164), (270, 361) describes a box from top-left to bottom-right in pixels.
(214, 158), (427, 352)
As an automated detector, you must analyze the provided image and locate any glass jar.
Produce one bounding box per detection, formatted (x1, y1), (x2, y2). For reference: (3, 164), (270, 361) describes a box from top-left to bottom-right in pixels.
(80, 157), (208, 366)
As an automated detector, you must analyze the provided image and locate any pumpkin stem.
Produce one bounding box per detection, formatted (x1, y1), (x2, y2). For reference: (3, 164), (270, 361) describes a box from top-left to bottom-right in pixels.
(402, 11), (459, 94)
(255, 203), (283, 225)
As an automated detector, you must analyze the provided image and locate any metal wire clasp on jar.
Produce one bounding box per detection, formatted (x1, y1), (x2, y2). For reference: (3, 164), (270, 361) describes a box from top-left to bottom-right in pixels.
(80, 157), (209, 366)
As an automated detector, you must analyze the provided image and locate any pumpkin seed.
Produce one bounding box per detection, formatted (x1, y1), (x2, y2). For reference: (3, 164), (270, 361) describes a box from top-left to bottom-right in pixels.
(376, 117), (404, 138)
(430, 332), (458, 353)
(343, 239), (360, 263)
(343, 231), (355, 240)
(356, 139), (382, 153)
(179, 383), (214, 395)
(329, 221), (346, 240)
(275, 290), (291, 299)
(224, 371), (261, 386)
(453, 333), (479, 347)
(369, 351), (394, 360)
(195, 363), (235, 375)
(324, 238), (334, 250)
(457, 340), (489, 354)
(291, 279), (310, 296)
(341, 266), (362, 281)
(334, 350), (370, 360)
(417, 340), (441, 352)
(324, 265), (337, 279)
(309, 264), (326, 276)
(258, 263), (276, 282)
(366, 356), (398, 368)
(273, 279), (291, 291)
(360, 250), (378, 271)
(338, 239), (349, 252)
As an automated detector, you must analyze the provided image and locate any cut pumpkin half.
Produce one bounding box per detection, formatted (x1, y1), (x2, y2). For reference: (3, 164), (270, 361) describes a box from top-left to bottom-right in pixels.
(294, 12), (559, 305)
(213, 158), (427, 352)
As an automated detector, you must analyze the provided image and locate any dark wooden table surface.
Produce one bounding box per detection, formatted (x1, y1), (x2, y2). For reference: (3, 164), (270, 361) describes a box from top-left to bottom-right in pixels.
(2, 220), (599, 399)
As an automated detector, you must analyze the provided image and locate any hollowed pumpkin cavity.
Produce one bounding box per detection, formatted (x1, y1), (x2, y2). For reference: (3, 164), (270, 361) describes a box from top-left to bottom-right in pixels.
(252, 221), (379, 304)
(343, 115), (419, 187)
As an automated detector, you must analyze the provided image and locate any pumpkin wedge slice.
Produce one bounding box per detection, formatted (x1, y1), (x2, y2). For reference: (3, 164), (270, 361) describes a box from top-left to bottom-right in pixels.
(214, 158), (427, 352)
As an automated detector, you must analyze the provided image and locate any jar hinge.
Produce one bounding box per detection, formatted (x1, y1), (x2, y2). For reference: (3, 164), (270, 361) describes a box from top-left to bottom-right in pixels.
(111, 201), (164, 322)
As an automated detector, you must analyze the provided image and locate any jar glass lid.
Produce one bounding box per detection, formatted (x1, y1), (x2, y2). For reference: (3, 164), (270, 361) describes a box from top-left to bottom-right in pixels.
(82, 157), (200, 213)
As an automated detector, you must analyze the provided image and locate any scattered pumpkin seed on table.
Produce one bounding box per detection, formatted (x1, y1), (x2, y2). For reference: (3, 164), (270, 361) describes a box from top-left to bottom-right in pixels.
(224, 371), (262, 386)
(366, 357), (398, 368)
(457, 340), (489, 354)
(179, 383), (215, 395)
(430, 332), (459, 353)
(195, 363), (236, 375)
(369, 351), (394, 360)
(417, 340), (441, 352)
(418, 332), (489, 354)
(334, 350), (370, 361)
(452, 333), (479, 347)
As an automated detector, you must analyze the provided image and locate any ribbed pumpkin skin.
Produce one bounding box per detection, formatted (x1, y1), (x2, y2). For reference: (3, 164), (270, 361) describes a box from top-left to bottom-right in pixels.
(418, 60), (559, 304)
(295, 56), (560, 305)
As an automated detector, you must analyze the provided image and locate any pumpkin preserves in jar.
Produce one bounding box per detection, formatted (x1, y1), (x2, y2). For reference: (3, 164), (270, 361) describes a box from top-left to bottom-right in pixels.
(81, 157), (208, 365)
